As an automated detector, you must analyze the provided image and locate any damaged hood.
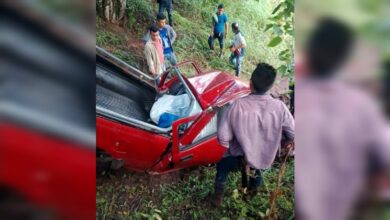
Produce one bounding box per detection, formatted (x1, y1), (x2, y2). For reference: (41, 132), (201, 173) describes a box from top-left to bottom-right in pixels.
(187, 71), (251, 108)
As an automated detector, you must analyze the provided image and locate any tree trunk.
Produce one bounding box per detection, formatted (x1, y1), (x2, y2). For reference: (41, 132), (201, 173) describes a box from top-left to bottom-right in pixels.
(97, 0), (126, 25)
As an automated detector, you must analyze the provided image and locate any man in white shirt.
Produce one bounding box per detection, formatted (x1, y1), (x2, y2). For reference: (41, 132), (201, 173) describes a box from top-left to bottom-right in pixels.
(229, 22), (246, 77)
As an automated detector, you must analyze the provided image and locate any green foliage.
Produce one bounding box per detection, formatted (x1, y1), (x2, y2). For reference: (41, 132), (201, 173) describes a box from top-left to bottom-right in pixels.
(268, 36), (283, 47)
(126, 0), (154, 36)
(96, 29), (141, 69)
(265, 0), (294, 79)
(166, 0), (293, 79)
(97, 0), (293, 80)
(96, 29), (125, 47)
(96, 160), (295, 219)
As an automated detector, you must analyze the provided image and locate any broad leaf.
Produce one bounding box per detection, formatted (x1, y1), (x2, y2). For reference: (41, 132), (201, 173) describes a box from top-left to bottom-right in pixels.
(265, 24), (273, 32)
(272, 3), (283, 15)
(269, 12), (283, 22)
(278, 65), (287, 75)
(267, 37), (282, 47)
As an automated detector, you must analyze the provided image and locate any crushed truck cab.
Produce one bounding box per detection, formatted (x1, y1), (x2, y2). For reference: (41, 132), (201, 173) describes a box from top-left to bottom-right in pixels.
(96, 47), (250, 174)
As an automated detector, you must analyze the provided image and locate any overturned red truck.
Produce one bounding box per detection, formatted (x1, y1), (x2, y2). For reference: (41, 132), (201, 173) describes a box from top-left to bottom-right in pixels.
(96, 47), (252, 174)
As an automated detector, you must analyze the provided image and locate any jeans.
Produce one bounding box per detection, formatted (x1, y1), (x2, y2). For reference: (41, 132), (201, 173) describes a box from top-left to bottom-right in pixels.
(208, 32), (224, 50)
(230, 53), (244, 77)
(158, 0), (173, 26)
(215, 156), (263, 194)
(164, 52), (177, 67)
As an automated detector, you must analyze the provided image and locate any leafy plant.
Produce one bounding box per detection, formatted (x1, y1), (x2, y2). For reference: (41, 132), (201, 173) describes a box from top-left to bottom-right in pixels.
(96, 30), (125, 46)
(265, 0), (294, 79)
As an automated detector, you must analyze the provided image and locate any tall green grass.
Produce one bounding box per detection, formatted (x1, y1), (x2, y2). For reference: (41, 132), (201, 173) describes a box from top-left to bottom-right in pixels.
(96, 160), (295, 219)
(97, 0), (293, 80)
(172, 0), (293, 79)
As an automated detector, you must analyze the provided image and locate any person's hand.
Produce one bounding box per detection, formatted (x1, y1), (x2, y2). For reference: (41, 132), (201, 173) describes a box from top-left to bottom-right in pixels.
(230, 47), (235, 52)
(224, 32), (228, 39)
(210, 31), (214, 37)
(286, 142), (295, 152)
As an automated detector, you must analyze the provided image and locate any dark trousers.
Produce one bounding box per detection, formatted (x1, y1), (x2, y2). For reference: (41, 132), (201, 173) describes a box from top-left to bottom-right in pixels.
(158, 0), (173, 26)
(215, 156), (263, 194)
(208, 32), (224, 50)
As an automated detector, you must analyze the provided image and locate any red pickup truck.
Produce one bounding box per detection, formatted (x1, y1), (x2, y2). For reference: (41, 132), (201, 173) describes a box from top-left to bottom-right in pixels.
(96, 47), (251, 174)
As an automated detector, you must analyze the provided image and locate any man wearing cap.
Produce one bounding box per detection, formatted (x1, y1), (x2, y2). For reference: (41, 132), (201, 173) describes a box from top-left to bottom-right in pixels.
(229, 22), (246, 77)
(208, 3), (228, 57)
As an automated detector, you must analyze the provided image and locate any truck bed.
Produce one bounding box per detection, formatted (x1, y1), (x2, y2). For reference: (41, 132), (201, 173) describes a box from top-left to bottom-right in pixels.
(96, 85), (148, 122)
(96, 59), (156, 124)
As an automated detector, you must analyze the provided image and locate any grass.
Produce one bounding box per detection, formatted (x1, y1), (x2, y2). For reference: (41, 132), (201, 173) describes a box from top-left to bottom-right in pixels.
(96, 159), (294, 220)
(96, 29), (126, 48)
(96, 0), (293, 80)
(172, 0), (293, 80)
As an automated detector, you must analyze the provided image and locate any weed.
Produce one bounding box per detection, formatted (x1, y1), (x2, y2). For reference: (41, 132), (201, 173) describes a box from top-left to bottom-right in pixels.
(97, 0), (293, 81)
(96, 160), (294, 219)
(96, 30), (125, 47)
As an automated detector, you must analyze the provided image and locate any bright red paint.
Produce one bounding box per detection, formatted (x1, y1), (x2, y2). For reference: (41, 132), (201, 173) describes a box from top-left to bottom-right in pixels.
(96, 49), (251, 174)
(0, 123), (96, 220)
(187, 70), (249, 107)
(97, 117), (170, 172)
